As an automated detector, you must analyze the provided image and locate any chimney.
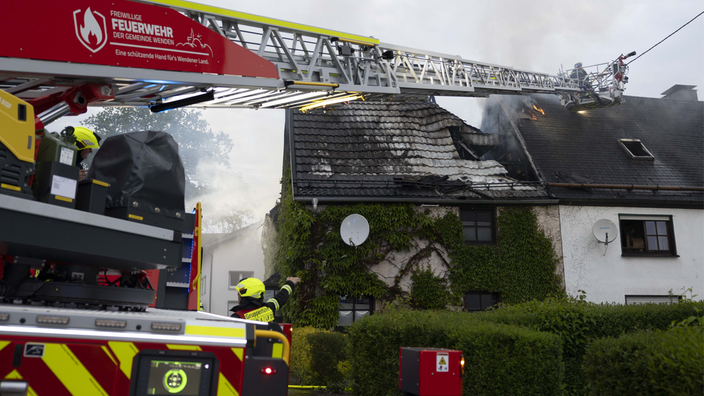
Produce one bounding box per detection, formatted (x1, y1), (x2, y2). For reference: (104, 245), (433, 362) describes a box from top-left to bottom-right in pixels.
(661, 85), (698, 101)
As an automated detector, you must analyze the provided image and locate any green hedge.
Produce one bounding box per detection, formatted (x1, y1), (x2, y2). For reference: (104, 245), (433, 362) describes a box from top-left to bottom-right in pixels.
(472, 299), (704, 395)
(290, 326), (316, 385)
(347, 301), (702, 395)
(583, 326), (704, 395)
(289, 326), (349, 390)
(307, 331), (349, 389)
(348, 309), (563, 396)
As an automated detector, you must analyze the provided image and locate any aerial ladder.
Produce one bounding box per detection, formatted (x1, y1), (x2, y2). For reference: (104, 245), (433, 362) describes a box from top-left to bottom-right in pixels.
(0, 0), (634, 119)
(0, 1), (634, 395)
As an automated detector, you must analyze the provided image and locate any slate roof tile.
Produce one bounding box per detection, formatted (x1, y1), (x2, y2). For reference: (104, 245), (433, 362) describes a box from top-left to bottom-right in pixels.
(497, 94), (703, 203)
(289, 101), (544, 201)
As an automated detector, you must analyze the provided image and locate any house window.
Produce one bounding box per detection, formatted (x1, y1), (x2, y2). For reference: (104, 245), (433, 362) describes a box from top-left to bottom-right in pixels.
(618, 139), (654, 161)
(460, 208), (495, 244)
(619, 215), (677, 256)
(337, 296), (372, 327)
(228, 271), (254, 289)
(625, 295), (679, 305)
(464, 291), (501, 311)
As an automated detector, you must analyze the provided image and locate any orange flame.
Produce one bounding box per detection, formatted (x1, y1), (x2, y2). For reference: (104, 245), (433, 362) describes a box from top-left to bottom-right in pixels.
(528, 110), (537, 120)
(533, 104), (545, 115)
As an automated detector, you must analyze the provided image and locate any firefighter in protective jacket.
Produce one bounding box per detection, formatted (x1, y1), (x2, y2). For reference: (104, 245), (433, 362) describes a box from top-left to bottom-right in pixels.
(230, 277), (300, 322)
(67, 126), (101, 181)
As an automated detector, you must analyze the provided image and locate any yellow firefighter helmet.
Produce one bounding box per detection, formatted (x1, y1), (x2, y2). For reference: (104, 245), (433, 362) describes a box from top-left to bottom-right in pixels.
(235, 278), (265, 299)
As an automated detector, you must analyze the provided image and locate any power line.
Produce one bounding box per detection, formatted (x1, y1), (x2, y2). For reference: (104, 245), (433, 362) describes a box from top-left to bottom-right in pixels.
(627, 10), (704, 65)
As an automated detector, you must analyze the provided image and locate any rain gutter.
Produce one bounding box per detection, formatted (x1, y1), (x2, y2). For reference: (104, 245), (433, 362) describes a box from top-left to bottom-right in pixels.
(293, 196), (559, 205)
(547, 183), (704, 191)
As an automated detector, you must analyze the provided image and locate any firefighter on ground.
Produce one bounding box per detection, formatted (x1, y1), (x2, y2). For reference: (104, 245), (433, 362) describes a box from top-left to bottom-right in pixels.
(230, 276), (300, 322)
(65, 126), (101, 181)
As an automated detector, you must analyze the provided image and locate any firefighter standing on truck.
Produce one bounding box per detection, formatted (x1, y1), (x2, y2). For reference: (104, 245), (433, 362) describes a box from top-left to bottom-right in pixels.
(65, 126), (101, 181)
(230, 277), (300, 322)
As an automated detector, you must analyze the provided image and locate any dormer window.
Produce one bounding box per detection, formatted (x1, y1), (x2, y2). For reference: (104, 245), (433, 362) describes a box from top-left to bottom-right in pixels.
(618, 139), (654, 161)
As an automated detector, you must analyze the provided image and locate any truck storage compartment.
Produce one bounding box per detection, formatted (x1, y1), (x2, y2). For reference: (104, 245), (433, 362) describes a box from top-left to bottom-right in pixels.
(88, 131), (185, 232)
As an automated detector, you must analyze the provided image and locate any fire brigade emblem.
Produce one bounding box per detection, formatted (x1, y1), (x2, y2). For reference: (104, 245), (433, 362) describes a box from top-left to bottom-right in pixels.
(73, 7), (108, 53)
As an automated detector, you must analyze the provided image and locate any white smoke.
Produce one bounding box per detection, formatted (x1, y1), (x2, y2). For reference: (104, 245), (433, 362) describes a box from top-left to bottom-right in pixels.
(185, 109), (285, 233)
(187, 159), (281, 233)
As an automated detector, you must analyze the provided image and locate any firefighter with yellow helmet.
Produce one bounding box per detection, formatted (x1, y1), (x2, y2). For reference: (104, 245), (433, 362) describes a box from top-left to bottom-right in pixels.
(230, 276), (300, 322)
(67, 126), (101, 181)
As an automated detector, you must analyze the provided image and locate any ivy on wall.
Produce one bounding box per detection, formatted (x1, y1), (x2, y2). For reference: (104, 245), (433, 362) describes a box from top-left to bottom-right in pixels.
(440, 206), (564, 304)
(410, 267), (454, 310)
(272, 169), (564, 327)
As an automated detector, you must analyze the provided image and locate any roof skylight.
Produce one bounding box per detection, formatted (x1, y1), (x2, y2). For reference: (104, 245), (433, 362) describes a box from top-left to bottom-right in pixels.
(618, 139), (654, 161)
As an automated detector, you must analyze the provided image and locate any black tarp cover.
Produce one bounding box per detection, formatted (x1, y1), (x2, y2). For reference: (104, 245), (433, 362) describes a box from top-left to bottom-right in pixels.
(88, 131), (185, 219)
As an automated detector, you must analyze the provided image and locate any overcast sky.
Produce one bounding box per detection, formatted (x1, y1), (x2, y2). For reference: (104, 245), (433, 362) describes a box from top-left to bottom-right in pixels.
(51, 0), (703, 228)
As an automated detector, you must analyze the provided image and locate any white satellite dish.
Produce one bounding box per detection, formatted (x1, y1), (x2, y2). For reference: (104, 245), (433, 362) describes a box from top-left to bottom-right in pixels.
(340, 214), (370, 247)
(592, 219), (618, 244)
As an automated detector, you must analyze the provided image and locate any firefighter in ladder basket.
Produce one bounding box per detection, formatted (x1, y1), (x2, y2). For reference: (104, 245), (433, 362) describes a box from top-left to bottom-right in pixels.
(230, 277), (300, 322)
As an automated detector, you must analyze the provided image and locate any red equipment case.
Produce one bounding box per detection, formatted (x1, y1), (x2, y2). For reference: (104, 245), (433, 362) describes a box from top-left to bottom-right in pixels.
(399, 347), (463, 396)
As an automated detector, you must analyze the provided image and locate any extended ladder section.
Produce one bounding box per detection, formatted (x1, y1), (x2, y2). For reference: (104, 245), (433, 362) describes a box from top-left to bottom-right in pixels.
(0, 0), (629, 113)
(136, 0), (585, 106)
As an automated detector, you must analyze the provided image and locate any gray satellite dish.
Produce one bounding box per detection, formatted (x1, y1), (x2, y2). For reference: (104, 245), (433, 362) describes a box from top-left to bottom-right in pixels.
(592, 219), (618, 244)
(340, 214), (370, 246)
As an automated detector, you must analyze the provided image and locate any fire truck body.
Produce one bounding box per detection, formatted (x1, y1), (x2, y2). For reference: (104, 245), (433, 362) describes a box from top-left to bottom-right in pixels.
(0, 88), (290, 395)
(0, 305), (289, 395)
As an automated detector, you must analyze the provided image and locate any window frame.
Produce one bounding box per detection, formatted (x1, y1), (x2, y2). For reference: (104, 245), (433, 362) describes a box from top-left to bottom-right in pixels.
(336, 295), (373, 328)
(618, 214), (678, 257)
(617, 139), (655, 161)
(463, 291), (502, 312)
(228, 271), (254, 289)
(460, 207), (497, 246)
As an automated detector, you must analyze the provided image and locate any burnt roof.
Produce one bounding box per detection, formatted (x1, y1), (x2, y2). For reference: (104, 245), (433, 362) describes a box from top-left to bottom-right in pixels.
(287, 102), (548, 202)
(493, 94), (704, 206)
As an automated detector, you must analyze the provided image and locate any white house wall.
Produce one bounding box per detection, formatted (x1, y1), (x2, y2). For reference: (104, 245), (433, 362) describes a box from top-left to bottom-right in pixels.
(532, 206), (566, 289)
(370, 206), (456, 309)
(559, 205), (703, 304)
(202, 227), (265, 317)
